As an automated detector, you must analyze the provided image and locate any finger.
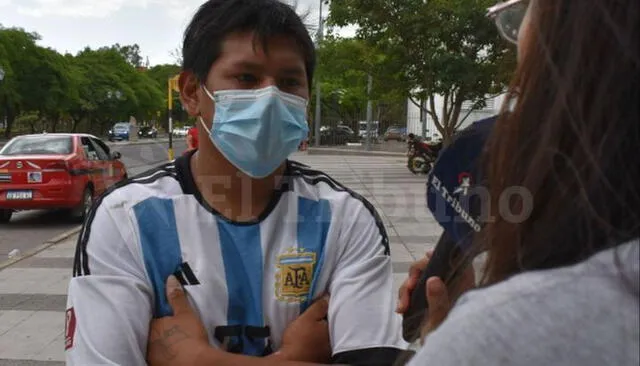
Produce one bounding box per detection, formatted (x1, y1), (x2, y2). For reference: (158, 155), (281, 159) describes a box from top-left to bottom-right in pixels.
(396, 251), (433, 313)
(424, 277), (450, 332)
(425, 249), (434, 259)
(302, 294), (329, 321)
(165, 275), (192, 316)
(395, 275), (417, 313)
(408, 256), (430, 279)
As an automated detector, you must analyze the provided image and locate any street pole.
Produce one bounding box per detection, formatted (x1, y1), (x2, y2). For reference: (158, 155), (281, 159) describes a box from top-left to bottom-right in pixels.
(313, 0), (323, 147)
(0, 67), (5, 131)
(167, 78), (174, 161)
(365, 74), (373, 151)
(421, 99), (427, 138)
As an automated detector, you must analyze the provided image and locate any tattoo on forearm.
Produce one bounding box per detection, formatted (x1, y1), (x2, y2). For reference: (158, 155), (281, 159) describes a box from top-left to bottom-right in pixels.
(148, 326), (191, 361)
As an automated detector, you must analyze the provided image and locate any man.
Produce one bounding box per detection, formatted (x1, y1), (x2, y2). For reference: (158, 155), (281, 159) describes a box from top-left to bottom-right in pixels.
(65, 1), (404, 365)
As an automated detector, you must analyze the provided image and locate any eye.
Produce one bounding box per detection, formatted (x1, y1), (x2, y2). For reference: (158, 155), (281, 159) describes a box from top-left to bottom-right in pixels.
(236, 73), (258, 84)
(279, 78), (302, 88)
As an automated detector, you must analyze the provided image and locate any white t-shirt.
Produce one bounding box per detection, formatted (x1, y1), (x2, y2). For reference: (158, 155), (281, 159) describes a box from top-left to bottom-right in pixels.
(65, 152), (405, 365)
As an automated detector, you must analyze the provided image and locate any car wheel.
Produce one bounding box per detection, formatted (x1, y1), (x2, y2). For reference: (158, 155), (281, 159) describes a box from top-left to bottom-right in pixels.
(70, 187), (93, 223)
(0, 209), (12, 223)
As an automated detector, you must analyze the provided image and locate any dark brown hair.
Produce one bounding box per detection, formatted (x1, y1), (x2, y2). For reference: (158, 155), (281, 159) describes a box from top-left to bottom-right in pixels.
(481, 0), (640, 284)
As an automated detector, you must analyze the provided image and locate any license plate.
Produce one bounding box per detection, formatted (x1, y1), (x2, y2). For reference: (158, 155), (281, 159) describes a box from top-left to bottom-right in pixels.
(6, 191), (33, 200)
(28, 171), (42, 183)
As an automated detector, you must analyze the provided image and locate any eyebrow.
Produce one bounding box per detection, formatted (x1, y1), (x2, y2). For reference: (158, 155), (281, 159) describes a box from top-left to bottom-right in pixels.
(230, 61), (305, 77)
(279, 67), (305, 77)
(231, 61), (264, 71)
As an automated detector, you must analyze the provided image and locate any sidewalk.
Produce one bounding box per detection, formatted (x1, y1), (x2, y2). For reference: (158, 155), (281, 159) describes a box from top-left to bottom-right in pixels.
(0, 236), (72, 365)
(0, 154), (441, 364)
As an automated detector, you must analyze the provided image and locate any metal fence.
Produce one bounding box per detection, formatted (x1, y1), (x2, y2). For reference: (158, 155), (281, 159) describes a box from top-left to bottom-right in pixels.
(309, 99), (408, 152)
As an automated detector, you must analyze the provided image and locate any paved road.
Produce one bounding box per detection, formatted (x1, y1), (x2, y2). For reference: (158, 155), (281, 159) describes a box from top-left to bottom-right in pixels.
(0, 139), (186, 259)
(0, 152), (441, 365)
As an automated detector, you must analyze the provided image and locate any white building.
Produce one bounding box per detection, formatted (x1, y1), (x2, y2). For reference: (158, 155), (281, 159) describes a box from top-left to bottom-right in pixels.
(406, 93), (506, 140)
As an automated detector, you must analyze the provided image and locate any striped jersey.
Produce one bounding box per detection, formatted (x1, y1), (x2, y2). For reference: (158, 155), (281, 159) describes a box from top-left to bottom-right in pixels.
(65, 151), (405, 365)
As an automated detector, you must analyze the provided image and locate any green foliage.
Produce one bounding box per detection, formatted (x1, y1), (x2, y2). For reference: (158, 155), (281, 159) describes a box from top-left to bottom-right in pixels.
(314, 35), (408, 127)
(328, 0), (516, 142)
(0, 25), (178, 138)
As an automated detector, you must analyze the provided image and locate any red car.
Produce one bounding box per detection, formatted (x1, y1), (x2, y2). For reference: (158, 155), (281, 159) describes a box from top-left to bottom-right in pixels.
(0, 133), (128, 223)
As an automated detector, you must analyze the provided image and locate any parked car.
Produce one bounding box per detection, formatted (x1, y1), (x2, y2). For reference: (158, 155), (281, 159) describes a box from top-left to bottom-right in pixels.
(0, 133), (128, 223)
(108, 122), (131, 141)
(173, 126), (191, 137)
(138, 126), (158, 139)
(358, 121), (380, 139)
(320, 126), (359, 145)
(383, 126), (408, 141)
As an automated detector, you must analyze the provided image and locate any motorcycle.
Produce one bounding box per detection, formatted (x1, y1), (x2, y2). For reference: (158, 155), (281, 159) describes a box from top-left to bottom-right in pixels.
(407, 139), (442, 174)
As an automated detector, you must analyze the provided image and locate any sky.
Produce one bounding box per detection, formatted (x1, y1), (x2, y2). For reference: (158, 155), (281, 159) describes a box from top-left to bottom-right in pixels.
(0, 0), (355, 66)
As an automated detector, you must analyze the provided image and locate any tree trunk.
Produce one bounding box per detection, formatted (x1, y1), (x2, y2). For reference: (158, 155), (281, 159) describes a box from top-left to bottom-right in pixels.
(3, 108), (15, 139)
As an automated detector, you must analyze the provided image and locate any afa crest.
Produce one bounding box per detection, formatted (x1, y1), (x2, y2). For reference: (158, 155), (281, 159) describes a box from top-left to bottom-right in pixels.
(275, 248), (316, 303)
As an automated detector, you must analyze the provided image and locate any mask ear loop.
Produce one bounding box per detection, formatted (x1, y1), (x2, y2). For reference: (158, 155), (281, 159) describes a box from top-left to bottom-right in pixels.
(198, 84), (215, 135)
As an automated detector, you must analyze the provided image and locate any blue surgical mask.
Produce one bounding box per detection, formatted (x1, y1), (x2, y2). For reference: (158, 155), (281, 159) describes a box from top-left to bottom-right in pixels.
(199, 86), (309, 178)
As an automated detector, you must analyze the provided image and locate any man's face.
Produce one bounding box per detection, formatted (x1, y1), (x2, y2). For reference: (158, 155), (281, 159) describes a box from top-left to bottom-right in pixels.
(180, 31), (310, 127)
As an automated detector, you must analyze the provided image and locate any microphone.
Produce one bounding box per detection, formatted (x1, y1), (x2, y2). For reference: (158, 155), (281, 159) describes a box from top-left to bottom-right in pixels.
(401, 116), (496, 343)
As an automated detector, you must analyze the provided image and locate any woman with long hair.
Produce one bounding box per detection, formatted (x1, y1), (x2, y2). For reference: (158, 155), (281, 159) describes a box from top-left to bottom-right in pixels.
(399, 0), (639, 364)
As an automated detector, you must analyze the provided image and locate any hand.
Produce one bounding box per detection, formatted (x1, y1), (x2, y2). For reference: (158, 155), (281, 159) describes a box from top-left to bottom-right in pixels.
(419, 277), (451, 340)
(396, 250), (434, 314)
(146, 275), (212, 366)
(276, 295), (331, 363)
(395, 250), (476, 338)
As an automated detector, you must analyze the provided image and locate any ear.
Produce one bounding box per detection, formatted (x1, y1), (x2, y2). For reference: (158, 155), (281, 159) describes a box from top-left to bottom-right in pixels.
(179, 71), (201, 117)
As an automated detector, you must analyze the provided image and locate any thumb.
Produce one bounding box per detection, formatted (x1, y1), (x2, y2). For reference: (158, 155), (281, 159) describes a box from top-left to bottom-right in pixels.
(424, 277), (450, 331)
(302, 294), (329, 321)
(166, 275), (192, 315)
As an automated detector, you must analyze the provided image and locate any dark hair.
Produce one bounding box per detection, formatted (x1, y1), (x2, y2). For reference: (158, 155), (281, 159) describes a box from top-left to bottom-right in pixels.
(182, 0), (316, 88)
(481, 0), (640, 284)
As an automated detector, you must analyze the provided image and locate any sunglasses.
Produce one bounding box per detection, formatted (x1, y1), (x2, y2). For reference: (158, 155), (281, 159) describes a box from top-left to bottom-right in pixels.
(487, 0), (531, 45)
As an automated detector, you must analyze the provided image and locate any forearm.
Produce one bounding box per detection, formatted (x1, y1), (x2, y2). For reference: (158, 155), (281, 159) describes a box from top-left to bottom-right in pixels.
(194, 348), (328, 366)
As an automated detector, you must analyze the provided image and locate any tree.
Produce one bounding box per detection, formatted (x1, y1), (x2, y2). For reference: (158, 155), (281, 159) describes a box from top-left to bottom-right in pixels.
(0, 25), (174, 138)
(147, 64), (186, 129)
(169, 47), (183, 66)
(314, 35), (409, 128)
(328, 0), (516, 143)
(110, 43), (144, 68)
(0, 26), (43, 138)
(30, 47), (79, 132)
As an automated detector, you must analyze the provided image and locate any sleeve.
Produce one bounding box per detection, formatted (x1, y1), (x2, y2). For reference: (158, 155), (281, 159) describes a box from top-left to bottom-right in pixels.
(66, 197), (153, 366)
(328, 200), (406, 365)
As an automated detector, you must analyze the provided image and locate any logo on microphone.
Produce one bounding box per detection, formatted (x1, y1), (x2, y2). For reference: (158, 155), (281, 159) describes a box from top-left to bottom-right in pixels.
(453, 172), (472, 197)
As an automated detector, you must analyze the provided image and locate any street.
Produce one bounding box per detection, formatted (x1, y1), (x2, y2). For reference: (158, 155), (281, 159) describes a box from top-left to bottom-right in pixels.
(0, 139), (186, 259)
(0, 151), (441, 365)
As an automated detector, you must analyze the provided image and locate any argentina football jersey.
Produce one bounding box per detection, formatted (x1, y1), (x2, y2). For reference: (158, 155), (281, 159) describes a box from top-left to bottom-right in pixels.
(66, 150), (405, 365)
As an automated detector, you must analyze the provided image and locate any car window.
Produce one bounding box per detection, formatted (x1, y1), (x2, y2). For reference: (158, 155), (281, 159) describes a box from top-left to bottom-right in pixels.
(89, 138), (110, 160)
(0, 136), (73, 155)
(81, 137), (99, 161)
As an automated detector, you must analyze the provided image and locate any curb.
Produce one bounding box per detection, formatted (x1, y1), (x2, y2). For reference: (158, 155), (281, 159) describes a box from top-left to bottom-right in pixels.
(0, 226), (82, 271)
(307, 148), (406, 157)
(106, 138), (171, 147)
